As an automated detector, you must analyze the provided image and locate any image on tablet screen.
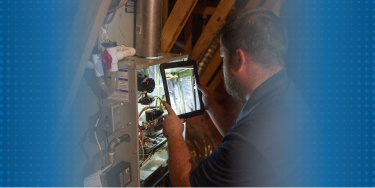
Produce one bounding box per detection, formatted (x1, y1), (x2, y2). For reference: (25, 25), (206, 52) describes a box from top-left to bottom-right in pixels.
(165, 66), (202, 116)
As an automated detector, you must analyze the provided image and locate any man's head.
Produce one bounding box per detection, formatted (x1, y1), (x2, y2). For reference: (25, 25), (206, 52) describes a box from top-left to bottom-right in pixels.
(219, 9), (288, 102)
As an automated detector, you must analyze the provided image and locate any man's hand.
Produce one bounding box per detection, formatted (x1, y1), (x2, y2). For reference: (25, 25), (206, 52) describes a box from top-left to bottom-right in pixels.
(198, 84), (218, 112)
(162, 101), (184, 139)
(162, 100), (193, 187)
(198, 84), (233, 136)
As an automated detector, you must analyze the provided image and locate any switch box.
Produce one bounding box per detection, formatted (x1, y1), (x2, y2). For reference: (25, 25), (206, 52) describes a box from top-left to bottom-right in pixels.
(104, 161), (132, 187)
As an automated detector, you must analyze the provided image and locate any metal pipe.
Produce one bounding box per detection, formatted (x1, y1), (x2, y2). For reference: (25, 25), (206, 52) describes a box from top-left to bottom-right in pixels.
(101, 134), (130, 174)
(135, 0), (163, 58)
(108, 134), (130, 153)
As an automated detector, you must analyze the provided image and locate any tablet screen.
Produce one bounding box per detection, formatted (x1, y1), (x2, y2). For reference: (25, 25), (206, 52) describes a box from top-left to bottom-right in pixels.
(160, 60), (205, 119)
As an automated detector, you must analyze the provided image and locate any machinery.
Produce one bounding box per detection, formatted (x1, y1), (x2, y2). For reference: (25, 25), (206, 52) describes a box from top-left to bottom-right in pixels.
(83, 1), (191, 186)
(84, 51), (188, 187)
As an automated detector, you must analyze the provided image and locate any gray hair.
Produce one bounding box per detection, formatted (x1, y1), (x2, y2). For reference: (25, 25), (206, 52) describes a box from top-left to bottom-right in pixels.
(219, 8), (288, 68)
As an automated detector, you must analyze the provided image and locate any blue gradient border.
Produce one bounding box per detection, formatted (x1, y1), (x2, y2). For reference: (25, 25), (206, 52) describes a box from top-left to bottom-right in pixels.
(0, 0), (373, 186)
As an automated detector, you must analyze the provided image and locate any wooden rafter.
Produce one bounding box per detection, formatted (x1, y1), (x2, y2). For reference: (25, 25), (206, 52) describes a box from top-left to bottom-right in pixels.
(183, 17), (193, 54)
(200, 49), (222, 86)
(161, 0), (198, 53)
(189, 0), (236, 62)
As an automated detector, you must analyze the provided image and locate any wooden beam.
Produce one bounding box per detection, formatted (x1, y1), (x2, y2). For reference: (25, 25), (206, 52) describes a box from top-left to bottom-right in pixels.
(162, 0), (169, 27)
(183, 17), (193, 54)
(203, 7), (216, 16)
(200, 49), (222, 86)
(161, 0), (198, 53)
(189, 0), (236, 62)
(59, 0), (111, 126)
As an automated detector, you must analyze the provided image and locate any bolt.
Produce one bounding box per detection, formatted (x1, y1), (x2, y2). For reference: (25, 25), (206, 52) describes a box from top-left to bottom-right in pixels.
(131, 90), (134, 93)
(133, 151), (137, 154)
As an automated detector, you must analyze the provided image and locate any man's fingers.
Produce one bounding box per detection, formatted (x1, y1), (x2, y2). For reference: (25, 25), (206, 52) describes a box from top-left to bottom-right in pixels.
(197, 84), (210, 95)
(162, 101), (176, 115)
(180, 119), (186, 124)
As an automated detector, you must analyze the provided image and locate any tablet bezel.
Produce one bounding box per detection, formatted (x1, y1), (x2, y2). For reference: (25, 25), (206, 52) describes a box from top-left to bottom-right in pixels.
(160, 60), (205, 119)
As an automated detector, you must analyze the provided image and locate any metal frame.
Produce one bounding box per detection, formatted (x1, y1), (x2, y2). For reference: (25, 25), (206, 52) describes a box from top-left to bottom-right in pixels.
(105, 53), (187, 187)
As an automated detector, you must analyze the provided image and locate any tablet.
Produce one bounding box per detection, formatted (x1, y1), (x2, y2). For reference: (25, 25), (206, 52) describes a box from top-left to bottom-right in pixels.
(160, 60), (205, 119)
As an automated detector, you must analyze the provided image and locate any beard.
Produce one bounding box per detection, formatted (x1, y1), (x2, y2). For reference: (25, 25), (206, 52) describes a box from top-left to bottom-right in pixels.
(224, 67), (247, 102)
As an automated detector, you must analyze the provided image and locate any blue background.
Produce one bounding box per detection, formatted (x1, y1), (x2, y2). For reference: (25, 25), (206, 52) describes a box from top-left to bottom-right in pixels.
(0, 0), (373, 186)
(282, 0), (373, 186)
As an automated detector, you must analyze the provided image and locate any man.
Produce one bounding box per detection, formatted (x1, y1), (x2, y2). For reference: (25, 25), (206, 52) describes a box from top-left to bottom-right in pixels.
(163, 9), (309, 186)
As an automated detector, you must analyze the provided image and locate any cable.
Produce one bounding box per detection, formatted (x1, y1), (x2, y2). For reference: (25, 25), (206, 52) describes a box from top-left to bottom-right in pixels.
(141, 155), (151, 166)
(138, 91), (146, 99)
(138, 126), (144, 143)
(153, 96), (163, 107)
(94, 117), (102, 152)
(138, 106), (158, 118)
(140, 142), (155, 166)
(139, 138), (145, 161)
(94, 117), (104, 167)
(137, 96), (164, 167)
(104, 9), (117, 24)
(107, 0), (129, 15)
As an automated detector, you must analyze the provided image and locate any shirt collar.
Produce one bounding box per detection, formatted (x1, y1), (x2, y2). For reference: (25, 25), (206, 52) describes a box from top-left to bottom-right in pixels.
(235, 68), (289, 123)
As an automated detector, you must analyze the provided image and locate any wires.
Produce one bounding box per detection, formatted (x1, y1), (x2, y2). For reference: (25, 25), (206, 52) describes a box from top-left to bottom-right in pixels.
(107, 0), (129, 15)
(139, 137), (145, 161)
(140, 142), (155, 166)
(141, 154), (152, 166)
(138, 126), (144, 143)
(138, 106), (158, 118)
(154, 96), (163, 106)
(94, 117), (104, 166)
(137, 92), (164, 166)
(104, 9), (117, 24)
(138, 91), (146, 99)
(94, 117), (102, 152)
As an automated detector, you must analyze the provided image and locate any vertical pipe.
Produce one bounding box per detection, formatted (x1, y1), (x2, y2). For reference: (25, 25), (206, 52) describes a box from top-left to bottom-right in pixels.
(135, 0), (163, 58)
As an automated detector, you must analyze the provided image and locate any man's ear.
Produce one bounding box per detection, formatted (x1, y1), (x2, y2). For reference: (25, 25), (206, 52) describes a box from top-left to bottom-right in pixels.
(231, 48), (247, 72)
